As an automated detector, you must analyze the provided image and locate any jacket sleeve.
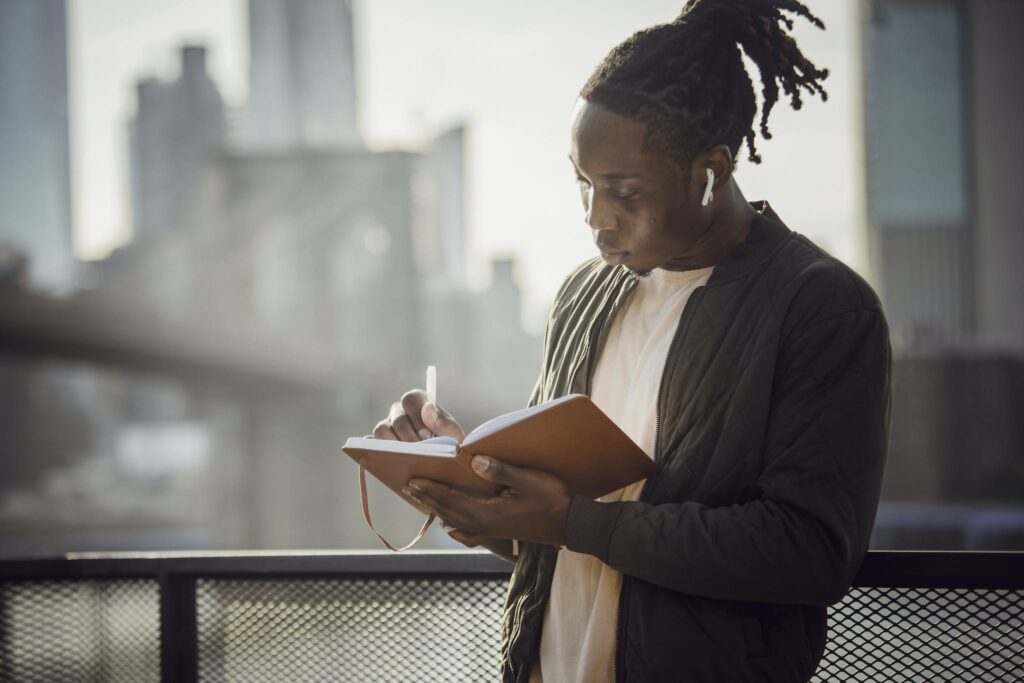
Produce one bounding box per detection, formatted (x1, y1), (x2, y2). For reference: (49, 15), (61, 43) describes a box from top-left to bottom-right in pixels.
(562, 302), (892, 606)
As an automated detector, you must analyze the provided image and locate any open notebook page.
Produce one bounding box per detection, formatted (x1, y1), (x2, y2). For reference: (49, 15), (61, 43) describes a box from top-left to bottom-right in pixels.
(342, 435), (458, 455)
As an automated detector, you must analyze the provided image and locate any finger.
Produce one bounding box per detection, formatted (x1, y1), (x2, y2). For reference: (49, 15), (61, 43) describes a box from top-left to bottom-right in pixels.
(402, 487), (452, 525)
(407, 478), (496, 503)
(407, 481), (491, 507)
(400, 390), (432, 439)
(372, 420), (398, 440)
(447, 529), (486, 548)
(421, 402), (466, 441)
(388, 402), (419, 442)
(404, 481), (480, 531)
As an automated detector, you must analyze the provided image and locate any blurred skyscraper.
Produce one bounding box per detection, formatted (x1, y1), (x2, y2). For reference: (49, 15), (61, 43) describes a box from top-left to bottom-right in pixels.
(129, 46), (226, 239)
(0, 0), (75, 293)
(245, 0), (359, 150)
(863, 0), (1024, 351)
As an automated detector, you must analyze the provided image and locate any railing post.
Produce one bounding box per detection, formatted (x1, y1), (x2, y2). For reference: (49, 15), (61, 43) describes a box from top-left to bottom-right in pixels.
(0, 581), (8, 677)
(159, 573), (198, 683)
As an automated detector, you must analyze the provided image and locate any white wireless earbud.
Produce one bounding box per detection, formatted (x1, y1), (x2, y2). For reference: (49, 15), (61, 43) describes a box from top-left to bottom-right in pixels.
(701, 168), (715, 207)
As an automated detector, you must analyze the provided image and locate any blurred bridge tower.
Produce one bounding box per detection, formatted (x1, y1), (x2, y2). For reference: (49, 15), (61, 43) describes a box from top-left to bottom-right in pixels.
(245, 0), (360, 150)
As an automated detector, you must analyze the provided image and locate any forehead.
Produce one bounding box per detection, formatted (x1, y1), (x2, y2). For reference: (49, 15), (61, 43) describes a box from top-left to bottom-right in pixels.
(569, 99), (666, 176)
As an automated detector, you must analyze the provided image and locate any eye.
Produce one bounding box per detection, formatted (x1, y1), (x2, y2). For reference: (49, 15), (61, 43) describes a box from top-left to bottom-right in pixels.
(614, 188), (639, 201)
(575, 175), (591, 188)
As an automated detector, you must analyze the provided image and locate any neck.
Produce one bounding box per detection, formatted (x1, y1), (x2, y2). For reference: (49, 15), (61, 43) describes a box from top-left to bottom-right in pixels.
(662, 180), (757, 271)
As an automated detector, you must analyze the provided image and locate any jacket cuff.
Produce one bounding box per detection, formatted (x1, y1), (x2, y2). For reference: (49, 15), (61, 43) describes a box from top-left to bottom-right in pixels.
(563, 495), (623, 562)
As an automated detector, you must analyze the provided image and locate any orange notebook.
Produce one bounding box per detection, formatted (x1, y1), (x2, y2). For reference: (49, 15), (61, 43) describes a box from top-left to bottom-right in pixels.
(342, 394), (658, 550)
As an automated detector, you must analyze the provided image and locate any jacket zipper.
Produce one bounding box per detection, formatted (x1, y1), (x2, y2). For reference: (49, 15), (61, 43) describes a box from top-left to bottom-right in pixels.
(613, 284), (706, 682)
(520, 278), (628, 683)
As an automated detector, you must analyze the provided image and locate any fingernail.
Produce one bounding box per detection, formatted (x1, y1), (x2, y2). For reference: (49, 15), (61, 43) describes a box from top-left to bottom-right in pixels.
(418, 428), (431, 440)
(472, 455), (490, 473)
(408, 481), (423, 492)
(424, 403), (438, 422)
(401, 487), (413, 496)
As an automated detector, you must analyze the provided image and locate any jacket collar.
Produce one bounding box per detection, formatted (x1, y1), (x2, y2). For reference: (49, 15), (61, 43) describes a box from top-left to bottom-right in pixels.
(705, 200), (793, 287)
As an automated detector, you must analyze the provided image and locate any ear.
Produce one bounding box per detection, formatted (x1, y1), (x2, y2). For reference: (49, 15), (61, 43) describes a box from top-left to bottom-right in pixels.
(692, 145), (735, 195)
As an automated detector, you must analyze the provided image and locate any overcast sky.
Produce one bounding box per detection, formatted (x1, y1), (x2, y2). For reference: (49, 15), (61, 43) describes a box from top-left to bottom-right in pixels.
(69, 0), (864, 329)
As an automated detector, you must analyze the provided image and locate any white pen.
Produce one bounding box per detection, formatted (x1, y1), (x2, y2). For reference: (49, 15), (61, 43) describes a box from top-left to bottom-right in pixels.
(426, 365), (437, 406)
(424, 363), (515, 555)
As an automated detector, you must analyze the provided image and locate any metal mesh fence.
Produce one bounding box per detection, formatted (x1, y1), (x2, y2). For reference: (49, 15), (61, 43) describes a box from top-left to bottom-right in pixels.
(1, 570), (1022, 682)
(195, 577), (506, 683)
(0, 579), (161, 683)
(814, 586), (1024, 682)
(193, 579), (1024, 682)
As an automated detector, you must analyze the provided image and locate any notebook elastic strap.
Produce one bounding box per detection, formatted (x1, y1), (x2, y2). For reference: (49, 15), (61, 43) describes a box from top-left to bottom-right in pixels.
(359, 464), (434, 552)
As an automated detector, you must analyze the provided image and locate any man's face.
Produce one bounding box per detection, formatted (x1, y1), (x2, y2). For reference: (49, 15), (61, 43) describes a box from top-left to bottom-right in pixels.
(569, 98), (709, 275)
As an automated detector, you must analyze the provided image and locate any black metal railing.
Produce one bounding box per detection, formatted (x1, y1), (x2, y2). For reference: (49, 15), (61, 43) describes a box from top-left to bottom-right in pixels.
(1, 550), (1022, 682)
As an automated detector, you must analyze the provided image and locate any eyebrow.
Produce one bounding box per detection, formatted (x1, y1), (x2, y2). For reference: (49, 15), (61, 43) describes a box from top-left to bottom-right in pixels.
(568, 156), (642, 181)
(596, 172), (641, 180)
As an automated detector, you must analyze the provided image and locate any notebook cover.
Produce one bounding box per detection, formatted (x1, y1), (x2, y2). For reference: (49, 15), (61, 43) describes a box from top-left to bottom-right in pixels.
(455, 395), (657, 499)
(344, 395), (657, 505)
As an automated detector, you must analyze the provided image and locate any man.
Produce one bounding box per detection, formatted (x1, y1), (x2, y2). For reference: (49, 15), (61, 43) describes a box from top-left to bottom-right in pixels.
(373, 1), (890, 680)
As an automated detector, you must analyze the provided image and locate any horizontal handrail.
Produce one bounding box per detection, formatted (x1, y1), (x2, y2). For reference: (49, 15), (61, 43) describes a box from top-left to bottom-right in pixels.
(849, 549), (1024, 589)
(1, 549), (1022, 588)
(0, 549), (513, 581)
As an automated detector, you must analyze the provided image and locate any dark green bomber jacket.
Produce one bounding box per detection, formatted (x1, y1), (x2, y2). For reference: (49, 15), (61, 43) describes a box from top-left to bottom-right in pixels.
(501, 203), (891, 682)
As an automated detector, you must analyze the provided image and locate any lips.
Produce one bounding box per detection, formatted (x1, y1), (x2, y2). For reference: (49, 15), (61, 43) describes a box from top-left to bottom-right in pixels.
(599, 249), (628, 265)
(596, 236), (627, 265)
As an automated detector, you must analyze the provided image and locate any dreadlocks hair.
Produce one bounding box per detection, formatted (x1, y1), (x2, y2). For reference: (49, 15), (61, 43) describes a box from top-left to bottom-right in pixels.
(580, 0), (829, 169)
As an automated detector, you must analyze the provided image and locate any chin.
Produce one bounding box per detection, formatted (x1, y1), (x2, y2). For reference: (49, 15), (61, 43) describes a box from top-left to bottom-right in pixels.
(626, 266), (653, 278)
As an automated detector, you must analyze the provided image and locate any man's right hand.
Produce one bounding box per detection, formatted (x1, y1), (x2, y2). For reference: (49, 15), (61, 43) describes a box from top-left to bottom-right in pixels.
(371, 389), (465, 443)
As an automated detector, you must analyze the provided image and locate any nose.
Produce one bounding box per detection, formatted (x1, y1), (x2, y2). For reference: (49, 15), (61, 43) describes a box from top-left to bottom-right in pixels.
(584, 190), (617, 232)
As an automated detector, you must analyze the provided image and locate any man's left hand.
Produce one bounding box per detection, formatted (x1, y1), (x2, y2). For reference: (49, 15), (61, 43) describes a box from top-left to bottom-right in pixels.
(403, 456), (571, 546)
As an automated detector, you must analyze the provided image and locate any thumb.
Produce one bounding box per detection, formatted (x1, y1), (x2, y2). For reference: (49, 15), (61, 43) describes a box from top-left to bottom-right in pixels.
(470, 455), (532, 488)
(421, 402), (465, 441)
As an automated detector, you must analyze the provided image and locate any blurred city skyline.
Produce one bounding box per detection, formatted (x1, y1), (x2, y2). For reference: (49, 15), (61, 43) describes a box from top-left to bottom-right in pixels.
(1, 0), (549, 556)
(2, 0), (1022, 557)
(69, 0), (864, 329)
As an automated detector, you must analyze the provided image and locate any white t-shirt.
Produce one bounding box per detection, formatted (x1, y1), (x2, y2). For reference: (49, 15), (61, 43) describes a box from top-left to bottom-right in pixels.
(530, 264), (714, 683)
